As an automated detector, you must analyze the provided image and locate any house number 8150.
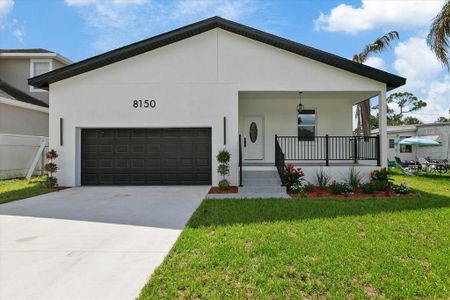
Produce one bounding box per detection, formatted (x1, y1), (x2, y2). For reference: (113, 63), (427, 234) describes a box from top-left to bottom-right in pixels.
(133, 99), (156, 108)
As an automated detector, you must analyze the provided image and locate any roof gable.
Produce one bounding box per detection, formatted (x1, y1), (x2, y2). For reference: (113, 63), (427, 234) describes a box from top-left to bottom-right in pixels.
(28, 16), (406, 90)
(0, 79), (48, 108)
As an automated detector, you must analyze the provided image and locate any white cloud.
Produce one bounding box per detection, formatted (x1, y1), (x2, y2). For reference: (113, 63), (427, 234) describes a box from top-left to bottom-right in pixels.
(394, 36), (442, 91)
(0, 0), (13, 27)
(364, 56), (384, 70)
(66, 0), (258, 52)
(315, 0), (444, 34)
(12, 26), (23, 43)
(392, 35), (448, 123)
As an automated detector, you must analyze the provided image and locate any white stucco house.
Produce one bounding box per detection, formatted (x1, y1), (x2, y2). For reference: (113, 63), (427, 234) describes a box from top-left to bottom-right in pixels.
(29, 17), (406, 187)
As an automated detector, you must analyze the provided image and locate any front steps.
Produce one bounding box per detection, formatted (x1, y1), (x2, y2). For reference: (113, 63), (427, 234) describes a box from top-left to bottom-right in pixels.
(207, 168), (289, 199)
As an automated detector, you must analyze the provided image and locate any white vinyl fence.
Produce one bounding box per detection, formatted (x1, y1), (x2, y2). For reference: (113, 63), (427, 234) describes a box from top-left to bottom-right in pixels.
(0, 134), (48, 179)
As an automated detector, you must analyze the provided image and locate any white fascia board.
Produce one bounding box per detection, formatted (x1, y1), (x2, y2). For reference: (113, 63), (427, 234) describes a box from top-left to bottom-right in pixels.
(0, 52), (72, 65)
(0, 96), (49, 113)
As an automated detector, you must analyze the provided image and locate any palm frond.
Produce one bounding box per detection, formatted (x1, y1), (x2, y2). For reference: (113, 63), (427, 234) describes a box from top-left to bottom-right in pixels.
(354, 31), (400, 63)
(427, 0), (450, 69)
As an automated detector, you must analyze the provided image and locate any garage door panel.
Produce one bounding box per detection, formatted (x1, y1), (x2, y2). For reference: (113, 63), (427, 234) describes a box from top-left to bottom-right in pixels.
(81, 128), (211, 185)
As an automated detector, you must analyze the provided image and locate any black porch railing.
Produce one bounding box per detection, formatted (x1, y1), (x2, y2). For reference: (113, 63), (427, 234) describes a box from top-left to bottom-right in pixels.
(274, 134), (286, 185)
(239, 134), (243, 187)
(276, 135), (380, 167)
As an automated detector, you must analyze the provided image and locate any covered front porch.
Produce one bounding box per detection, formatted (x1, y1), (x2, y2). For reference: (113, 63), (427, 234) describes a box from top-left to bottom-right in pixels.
(238, 90), (388, 185)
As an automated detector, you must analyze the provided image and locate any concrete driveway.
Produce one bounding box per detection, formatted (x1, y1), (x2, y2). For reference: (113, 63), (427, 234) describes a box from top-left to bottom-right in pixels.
(0, 186), (209, 300)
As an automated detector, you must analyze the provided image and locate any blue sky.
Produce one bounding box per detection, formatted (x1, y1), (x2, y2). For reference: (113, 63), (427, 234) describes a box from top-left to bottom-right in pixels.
(0, 0), (448, 122)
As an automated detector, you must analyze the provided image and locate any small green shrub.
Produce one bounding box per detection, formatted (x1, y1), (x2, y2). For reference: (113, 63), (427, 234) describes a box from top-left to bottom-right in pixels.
(329, 181), (353, 195)
(315, 167), (330, 190)
(216, 149), (231, 190)
(303, 183), (314, 193)
(360, 182), (375, 194)
(347, 167), (362, 189)
(391, 183), (411, 194)
(217, 164), (230, 176)
(371, 168), (392, 184)
(44, 176), (57, 188)
(290, 182), (303, 194)
(372, 180), (388, 191)
(218, 179), (230, 190)
(44, 149), (59, 188)
(216, 149), (231, 163)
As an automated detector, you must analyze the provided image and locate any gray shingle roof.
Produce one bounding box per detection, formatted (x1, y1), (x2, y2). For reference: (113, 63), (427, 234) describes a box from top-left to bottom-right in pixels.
(29, 16), (406, 90)
(0, 79), (48, 108)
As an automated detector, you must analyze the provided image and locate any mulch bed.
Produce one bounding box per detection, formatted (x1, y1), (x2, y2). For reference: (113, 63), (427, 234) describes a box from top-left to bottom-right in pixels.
(208, 186), (239, 194)
(289, 187), (413, 199)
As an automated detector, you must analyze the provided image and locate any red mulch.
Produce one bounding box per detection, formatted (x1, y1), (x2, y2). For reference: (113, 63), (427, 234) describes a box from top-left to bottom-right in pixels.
(208, 186), (239, 194)
(289, 187), (413, 199)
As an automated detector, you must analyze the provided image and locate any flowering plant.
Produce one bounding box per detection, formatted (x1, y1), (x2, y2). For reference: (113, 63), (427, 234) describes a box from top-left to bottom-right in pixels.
(370, 168), (392, 183)
(284, 164), (305, 191)
(391, 183), (411, 194)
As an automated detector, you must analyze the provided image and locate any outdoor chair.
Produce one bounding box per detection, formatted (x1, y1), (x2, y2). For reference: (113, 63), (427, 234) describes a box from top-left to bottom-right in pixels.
(395, 156), (408, 167)
(418, 157), (432, 174)
(395, 161), (418, 176)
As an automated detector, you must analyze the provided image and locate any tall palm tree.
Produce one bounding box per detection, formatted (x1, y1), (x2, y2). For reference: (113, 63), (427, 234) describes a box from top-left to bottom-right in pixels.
(353, 31), (400, 136)
(427, 0), (450, 69)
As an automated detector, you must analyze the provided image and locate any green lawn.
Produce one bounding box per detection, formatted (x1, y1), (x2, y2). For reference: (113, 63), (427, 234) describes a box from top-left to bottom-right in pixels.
(140, 173), (450, 299)
(0, 177), (55, 205)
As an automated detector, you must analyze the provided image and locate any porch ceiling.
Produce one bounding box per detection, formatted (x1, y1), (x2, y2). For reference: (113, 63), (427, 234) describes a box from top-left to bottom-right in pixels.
(239, 91), (379, 104)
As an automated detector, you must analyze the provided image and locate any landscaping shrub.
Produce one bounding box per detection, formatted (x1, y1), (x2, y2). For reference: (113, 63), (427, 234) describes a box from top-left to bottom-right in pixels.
(315, 167), (330, 190)
(329, 181), (353, 195)
(347, 167), (362, 190)
(216, 149), (231, 190)
(371, 168), (392, 184)
(289, 182), (304, 194)
(360, 182), (375, 194)
(370, 167), (394, 191)
(391, 183), (411, 194)
(372, 180), (388, 191)
(284, 164), (305, 192)
(44, 149), (58, 188)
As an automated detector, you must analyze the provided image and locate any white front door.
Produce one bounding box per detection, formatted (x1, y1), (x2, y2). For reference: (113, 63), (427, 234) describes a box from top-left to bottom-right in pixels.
(243, 116), (264, 160)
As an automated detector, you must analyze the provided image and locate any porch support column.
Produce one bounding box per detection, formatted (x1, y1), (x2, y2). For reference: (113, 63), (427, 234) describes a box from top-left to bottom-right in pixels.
(378, 89), (388, 168)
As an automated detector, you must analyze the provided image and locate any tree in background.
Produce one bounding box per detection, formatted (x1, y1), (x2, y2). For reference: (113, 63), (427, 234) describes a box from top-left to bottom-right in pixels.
(353, 31), (400, 136)
(372, 92), (426, 126)
(436, 109), (450, 122)
(402, 116), (423, 125)
(386, 92), (426, 125)
(427, 1), (450, 69)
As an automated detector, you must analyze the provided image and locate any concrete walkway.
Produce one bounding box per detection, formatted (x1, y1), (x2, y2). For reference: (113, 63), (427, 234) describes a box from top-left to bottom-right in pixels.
(0, 186), (209, 300)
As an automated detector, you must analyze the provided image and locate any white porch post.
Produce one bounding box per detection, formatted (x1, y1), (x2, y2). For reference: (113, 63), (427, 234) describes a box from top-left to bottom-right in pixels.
(378, 89), (388, 167)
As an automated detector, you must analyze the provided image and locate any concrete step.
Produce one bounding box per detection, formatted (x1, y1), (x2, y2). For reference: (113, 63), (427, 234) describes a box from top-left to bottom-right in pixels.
(239, 186), (286, 193)
(241, 170), (282, 187)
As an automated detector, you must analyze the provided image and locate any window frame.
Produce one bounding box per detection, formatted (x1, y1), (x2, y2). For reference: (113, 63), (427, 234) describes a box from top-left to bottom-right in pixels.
(389, 139), (395, 149)
(399, 136), (412, 153)
(297, 108), (316, 141)
(30, 59), (52, 92)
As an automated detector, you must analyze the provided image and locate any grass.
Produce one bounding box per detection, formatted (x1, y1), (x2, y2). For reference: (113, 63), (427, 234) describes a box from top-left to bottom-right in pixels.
(0, 176), (55, 205)
(140, 172), (450, 299)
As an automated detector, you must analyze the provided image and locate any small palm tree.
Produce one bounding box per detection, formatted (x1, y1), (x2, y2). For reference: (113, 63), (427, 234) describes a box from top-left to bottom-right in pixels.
(353, 31), (400, 136)
(427, 0), (450, 69)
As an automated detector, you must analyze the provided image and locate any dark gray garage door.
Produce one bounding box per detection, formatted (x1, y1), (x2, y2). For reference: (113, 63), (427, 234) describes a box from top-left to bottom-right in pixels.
(81, 128), (211, 185)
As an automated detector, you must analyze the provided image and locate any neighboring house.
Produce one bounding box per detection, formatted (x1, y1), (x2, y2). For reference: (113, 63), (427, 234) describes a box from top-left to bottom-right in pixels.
(29, 17), (406, 187)
(0, 49), (71, 179)
(0, 48), (71, 136)
(373, 123), (450, 162)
